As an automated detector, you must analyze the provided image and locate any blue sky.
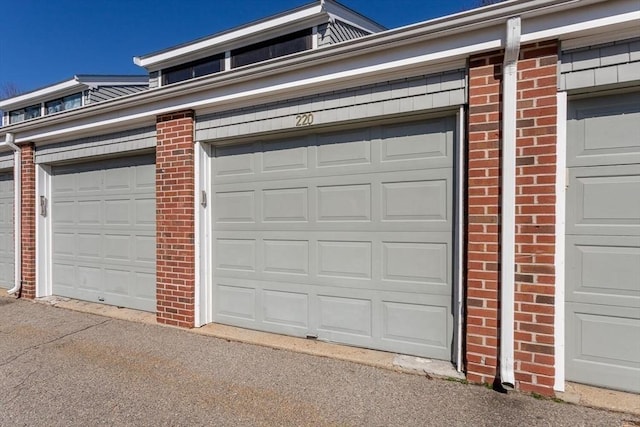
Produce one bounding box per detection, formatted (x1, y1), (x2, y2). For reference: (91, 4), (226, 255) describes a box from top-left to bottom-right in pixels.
(0, 1), (478, 95)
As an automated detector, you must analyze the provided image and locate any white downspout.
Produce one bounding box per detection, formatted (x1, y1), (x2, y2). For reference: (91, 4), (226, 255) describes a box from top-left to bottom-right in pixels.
(1, 133), (22, 296)
(500, 16), (521, 390)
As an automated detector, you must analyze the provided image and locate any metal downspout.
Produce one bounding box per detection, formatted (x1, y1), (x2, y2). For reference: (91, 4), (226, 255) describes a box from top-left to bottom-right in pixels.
(500, 16), (521, 389)
(0, 133), (22, 296)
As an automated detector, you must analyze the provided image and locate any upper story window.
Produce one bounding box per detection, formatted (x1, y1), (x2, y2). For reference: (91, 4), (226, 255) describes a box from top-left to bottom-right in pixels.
(45, 92), (82, 114)
(9, 104), (41, 124)
(231, 29), (312, 68)
(163, 54), (224, 85)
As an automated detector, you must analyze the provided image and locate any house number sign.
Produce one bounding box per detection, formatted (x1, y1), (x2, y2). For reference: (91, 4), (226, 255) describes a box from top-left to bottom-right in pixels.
(295, 113), (314, 127)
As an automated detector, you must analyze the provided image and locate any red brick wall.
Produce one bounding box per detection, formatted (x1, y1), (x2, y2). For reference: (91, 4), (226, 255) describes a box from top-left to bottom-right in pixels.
(156, 111), (196, 327)
(20, 143), (36, 299)
(513, 41), (558, 395)
(466, 41), (558, 396)
(466, 52), (503, 385)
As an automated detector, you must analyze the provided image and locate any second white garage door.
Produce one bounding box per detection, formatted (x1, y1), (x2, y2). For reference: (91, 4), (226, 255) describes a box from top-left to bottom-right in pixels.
(51, 155), (156, 311)
(211, 116), (456, 359)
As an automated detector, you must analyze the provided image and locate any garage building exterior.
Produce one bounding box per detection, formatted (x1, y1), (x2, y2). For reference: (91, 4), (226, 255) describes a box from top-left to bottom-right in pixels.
(0, 0), (638, 397)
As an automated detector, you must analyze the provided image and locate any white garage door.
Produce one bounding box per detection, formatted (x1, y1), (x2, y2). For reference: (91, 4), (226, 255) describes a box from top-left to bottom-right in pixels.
(0, 171), (14, 289)
(566, 92), (640, 393)
(51, 155), (156, 311)
(211, 116), (456, 359)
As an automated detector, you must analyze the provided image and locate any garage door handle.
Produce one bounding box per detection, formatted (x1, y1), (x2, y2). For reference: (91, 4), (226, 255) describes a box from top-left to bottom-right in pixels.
(40, 196), (47, 217)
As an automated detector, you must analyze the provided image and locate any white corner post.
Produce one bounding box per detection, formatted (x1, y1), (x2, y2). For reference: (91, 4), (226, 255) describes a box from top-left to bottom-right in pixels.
(554, 91), (567, 392)
(35, 163), (52, 298)
(194, 141), (212, 327)
(500, 16), (521, 390)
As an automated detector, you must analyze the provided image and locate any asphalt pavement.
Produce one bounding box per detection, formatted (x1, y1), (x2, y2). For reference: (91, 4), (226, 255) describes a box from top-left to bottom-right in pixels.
(1, 295), (638, 426)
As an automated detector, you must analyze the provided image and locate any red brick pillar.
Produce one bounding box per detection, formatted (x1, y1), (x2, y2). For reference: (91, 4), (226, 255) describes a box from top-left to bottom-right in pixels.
(513, 41), (558, 396)
(155, 110), (196, 327)
(20, 143), (36, 299)
(466, 51), (503, 385)
(466, 41), (559, 396)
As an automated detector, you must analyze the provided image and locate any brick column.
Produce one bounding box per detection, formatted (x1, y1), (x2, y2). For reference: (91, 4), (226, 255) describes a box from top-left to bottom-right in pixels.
(466, 51), (503, 386)
(20, 143), (36, 299)
(513, 41), (558, 396)
(156, 110), (196, 327)
(466, 42), (559, 396)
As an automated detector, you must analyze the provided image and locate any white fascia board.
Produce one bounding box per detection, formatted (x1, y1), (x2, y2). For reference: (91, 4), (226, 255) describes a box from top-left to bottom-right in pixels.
(133, 5), (325, 69)
(521, 0), (640, 44)
(77, 75), (149, 87)
(323, 0), (386, 33)
(0, 78), (84, 110)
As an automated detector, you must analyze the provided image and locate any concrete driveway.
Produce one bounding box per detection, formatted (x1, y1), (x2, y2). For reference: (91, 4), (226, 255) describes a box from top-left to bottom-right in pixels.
(0, 296), (638, 427)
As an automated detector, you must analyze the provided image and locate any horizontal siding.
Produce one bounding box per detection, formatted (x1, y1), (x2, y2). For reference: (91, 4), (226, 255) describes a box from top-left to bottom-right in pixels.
(88, 85), (148, 104)
(560, 37), (640, 91)
(149, 71), (160, 89)
(35, 126), (156, 164)
(196, 70), (466, 142)
(0, 152), (13, 170)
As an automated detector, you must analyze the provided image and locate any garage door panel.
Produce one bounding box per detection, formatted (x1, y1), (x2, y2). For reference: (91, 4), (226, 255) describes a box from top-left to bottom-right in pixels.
(215, 238), (257, 271)
(567, 235), (640, 306)
(566, 303), (640, 393)
(381, 300), (448, 347)
(316, 128), (371, 167)
(213, 129), (453, 187)
(214, 170), (452, 231)
(317, 295), (373, 338)
(214, 235), (451, 295)
(52, 155), (156, 312)
(567, 165), (640, 236)
(380, 117), (453, 163)
(216, 284), (256, 321)
(567, 92), (640, 167)
(0, 172), (15, 289)
(263, 239), (309, 275)
(262, 289), (309, 328)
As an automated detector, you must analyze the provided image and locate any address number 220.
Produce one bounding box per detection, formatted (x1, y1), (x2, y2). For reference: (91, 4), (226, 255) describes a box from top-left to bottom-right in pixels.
(295, 113), (314, 127)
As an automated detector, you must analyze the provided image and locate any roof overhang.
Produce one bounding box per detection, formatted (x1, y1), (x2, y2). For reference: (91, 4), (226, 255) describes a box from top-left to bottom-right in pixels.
(2, 0), (638, 145)
(133, 0), (386, 71)
(0, 78), (83, 111)
(0, 75), (149, 111)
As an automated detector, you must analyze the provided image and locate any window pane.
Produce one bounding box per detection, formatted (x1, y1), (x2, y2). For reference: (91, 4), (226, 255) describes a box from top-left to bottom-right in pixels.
(25, 105), (41, 120)
(232, 29), (312, 68)
(45, 99), (63, 114)
(9, 109), (25, 124)
(193, 58), (222, 78)
(63, 93), (82, 110)
(163, 67), (192, 85)
(163, 54), (223, 85)
(45, 93), (81, 114)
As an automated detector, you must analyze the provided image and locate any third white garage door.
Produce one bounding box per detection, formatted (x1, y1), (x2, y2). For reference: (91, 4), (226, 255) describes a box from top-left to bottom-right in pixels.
(565, 91), (640, 393)
(210, 116), (456, 359)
